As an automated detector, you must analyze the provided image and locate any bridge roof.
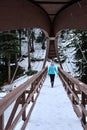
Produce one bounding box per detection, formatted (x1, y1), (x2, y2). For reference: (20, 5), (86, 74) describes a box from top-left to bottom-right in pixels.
(30, 0), (81, 22)
(0, 0), (86, 36)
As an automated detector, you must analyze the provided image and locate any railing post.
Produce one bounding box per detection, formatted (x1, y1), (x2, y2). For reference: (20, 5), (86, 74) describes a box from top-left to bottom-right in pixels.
(72, 83), (76, 105)
(67, 79), (71, 95)
(31, 82), (35, 102)
(81, 92), (86, 125)
(22, 92), (26, 121)
(0, 114), (4, 130)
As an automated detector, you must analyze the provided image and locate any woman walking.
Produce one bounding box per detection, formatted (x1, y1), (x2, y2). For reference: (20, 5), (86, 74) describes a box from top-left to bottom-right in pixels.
(48, 61), (58, 87)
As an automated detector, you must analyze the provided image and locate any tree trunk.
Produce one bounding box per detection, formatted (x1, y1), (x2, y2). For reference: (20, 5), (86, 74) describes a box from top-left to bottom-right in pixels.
(27, 29), (31, 69)
(42, 39), (46, 49)
(19, 30), (22, 57)
(15, 53), (18, 67)
(8, 56), (11, 83)
(31, 38), (34, 52)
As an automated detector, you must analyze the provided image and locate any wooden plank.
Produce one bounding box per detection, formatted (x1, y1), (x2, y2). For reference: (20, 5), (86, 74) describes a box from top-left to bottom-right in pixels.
(73, 104), (82, 118)
(0, 114), (4, 130)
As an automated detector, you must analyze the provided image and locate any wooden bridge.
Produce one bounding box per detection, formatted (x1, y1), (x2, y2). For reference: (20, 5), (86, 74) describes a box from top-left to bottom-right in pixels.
(0, 36), (87, 129)
(0, 0), (87, 129)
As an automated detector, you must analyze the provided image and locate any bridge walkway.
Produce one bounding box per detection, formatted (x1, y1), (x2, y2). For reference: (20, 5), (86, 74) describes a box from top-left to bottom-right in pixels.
(23, 75), (83, 130)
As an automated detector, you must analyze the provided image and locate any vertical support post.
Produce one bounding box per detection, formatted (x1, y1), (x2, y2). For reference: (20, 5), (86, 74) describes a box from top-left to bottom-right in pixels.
(81, 92), (86, 125)
(31, 82), (35, 102)
(72, 83), (76, 104)
(22, 92), (26, 121)
(67, 79), (71, 95)
(0, 114), (4, 130)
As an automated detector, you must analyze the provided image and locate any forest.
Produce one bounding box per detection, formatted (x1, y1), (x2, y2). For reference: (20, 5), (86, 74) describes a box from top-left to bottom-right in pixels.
(0, 28), (87, 89)
(0, 28), (46, 87)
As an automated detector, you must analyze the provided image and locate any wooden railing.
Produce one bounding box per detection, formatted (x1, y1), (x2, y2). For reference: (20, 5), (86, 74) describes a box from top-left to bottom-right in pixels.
(58, 67), (87, 130)
(0, 67), (47, 130)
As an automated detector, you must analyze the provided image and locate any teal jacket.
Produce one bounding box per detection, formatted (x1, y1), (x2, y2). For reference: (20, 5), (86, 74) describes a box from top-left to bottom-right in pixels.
(48, 64), (58, 75)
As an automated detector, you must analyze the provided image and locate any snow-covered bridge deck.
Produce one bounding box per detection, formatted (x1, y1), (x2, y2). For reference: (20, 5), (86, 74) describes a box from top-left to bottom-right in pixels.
(24, 75), (83, 130)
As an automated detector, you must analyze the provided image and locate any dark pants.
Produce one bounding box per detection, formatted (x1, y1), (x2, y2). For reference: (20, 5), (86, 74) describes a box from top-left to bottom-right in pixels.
(49, 74), (55, 87)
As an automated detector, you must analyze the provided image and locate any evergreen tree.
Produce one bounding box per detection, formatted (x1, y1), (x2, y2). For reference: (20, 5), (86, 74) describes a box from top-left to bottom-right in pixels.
(0, 31), (19, 83)
(30, 29), (36, 52)
(72, 30), (87, 83)
(17, 29), (26, 57)
(26, 29), (31, 69)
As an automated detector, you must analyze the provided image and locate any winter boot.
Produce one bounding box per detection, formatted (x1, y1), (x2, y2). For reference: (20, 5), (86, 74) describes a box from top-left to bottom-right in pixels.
(51, 82), (54, 88)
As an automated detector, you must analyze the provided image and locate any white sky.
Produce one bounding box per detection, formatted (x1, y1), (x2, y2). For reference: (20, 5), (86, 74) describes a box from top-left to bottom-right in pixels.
(0, 40), (83, 130)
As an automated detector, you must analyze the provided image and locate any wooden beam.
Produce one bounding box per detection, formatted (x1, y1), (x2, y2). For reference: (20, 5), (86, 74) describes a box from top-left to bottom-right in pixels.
(31, 0), (81, 5)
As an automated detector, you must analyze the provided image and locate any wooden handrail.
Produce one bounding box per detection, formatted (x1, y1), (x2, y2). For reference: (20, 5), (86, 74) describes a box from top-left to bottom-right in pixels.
(59, 67), (87, 94)
(0, 67), (47, 130)
(0, 72), (39, 115)
(58, 67), (87, 130)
